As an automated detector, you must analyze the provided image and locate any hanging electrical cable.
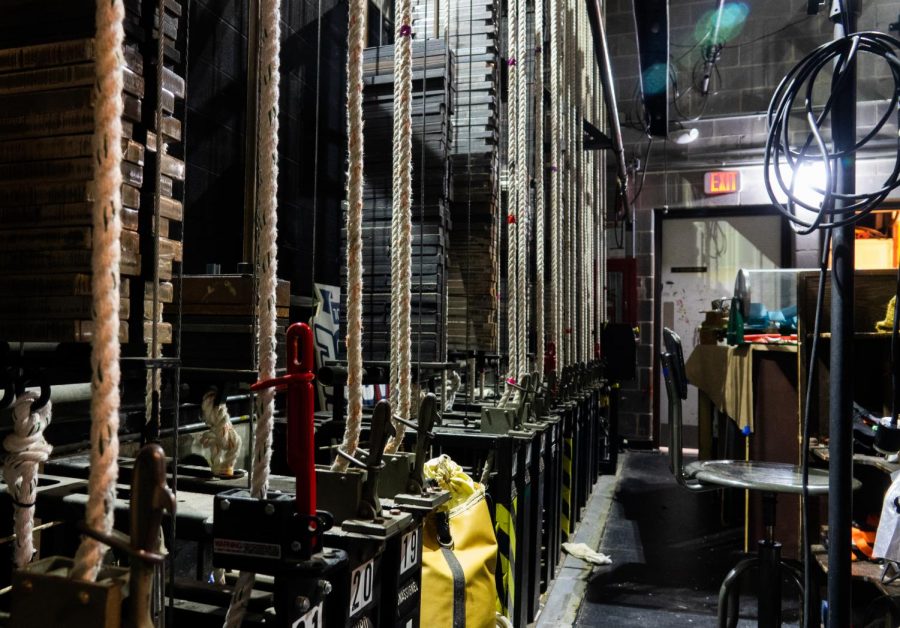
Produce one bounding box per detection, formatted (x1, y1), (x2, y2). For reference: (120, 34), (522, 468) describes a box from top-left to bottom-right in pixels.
(223, 0), (282, 623)
(385, 0), (415, 453)
(764, 32), (900, 234)
(332, 0), (368, 473)
(70, 0), (125, 583)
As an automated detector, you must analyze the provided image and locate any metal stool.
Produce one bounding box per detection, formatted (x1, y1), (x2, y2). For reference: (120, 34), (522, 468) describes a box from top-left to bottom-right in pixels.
(660, 327), (854, 628)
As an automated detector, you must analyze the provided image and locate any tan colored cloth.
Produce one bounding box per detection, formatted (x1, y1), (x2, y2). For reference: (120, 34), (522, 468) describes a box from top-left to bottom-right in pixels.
(685, 344), (797, 431)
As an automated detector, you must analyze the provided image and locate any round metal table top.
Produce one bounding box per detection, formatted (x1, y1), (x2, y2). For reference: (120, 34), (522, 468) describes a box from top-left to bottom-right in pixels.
(689, 460), (856, 496)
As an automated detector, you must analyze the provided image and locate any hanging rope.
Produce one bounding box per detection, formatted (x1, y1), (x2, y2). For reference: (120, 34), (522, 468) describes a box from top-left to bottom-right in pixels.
(385, 8), (415, 454)
(332, 0), (367, 472)
(505, 0), (519, 382)
(3, 393), (52, 568)
(534, 10), (545, 380)
(200, 391), (242, 477)
(69, 0), (125, 583)
(515, 0), (529, 379)
(549, 0), (561, 368)
(223, 0), (281, 623)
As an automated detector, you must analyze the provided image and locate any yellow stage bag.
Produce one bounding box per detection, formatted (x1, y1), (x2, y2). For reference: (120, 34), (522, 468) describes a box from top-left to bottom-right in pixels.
(421, 455), (499, 628)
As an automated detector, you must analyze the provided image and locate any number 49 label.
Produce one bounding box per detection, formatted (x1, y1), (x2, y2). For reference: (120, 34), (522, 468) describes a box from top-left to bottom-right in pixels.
(349, 559), (375, 615)
(400, 528), (421, 575)
(292, 601), (323, 628)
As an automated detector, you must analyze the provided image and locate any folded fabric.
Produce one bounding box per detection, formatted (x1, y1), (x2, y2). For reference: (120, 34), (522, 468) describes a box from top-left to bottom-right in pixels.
(562, 542), (612, 566)
(424, 453), (483, 511)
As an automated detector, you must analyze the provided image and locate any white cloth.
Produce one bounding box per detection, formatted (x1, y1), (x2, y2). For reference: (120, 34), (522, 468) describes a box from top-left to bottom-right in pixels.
(562, 542), (612, 566)
(873, 469), (900, 560)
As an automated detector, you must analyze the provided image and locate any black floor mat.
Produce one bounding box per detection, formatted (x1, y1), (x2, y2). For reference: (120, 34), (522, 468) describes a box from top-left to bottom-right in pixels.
(575, 450), (800, 627)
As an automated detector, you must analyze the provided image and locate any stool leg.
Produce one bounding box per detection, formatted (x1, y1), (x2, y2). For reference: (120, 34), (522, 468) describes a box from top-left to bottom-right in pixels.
(757, 539), (783, 628)
(718, 557), (757, 628)
(781, 560), (806, 627)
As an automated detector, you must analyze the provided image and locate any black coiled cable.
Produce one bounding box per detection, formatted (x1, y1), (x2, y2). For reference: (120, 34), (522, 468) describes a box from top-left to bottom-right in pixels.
(765, 31), (900, 235)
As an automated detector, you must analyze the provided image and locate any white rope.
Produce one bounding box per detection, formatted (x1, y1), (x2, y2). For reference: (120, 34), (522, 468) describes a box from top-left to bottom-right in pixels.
(505, 0), (519, 382)
(200, 391), (242, 477)
(549, 0), (561, 368)
(534, 9), (545, 380)
(3, 393), (52, 568)
(515, 0), (528, 379)
(224, 0), (281, 622)
(70, 0), (124, 582)
(385, 11), (415, 455)
(332, 0), (367, 472)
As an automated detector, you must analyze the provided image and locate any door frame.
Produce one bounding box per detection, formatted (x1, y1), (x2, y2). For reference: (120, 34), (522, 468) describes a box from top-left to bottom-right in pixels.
(651, 205), (793, 448)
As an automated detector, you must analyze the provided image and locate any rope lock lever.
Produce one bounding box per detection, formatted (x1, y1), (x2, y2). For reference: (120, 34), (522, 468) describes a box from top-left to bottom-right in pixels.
(251, 323), (318, 521)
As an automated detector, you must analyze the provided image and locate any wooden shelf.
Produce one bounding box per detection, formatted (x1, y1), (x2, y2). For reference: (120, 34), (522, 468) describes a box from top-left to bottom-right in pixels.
(812, 544), (900, 599)
(815, 332), (893, 340)
(810, 445), (900, 475)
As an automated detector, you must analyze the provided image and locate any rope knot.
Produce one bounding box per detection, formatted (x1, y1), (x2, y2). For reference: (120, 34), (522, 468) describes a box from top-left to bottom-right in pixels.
(3, 392), (52, 567)
(535, 45), (542, 54)
(507, 57), (517, 67)
(507, 214), (517, 225)
(399, 24), (412, 37)
(201, 391), (242, 477)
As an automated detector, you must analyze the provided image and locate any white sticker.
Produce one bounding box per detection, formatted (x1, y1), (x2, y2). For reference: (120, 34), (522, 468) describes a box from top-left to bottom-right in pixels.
(349, 559), (375, 615)
(292, 601), (323, 628)
(399, 528), (421, 575)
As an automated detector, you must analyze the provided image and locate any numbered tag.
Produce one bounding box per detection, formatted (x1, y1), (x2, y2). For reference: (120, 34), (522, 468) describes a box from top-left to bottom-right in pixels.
(349, 559), (375, 615)
(399, 527), (421, 575)
(292, 601), (323, 628)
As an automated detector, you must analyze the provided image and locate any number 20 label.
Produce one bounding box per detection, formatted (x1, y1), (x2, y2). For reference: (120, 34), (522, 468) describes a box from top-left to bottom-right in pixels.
(349, 559), (374, 615)
(292, 601), (323, 628)
(400, 528), (420, 575)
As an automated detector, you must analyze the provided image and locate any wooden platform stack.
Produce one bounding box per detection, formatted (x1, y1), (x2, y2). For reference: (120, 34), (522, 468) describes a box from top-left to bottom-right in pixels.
(0, 0), (185, 346)
(412, 0), (501, 355)
(172, 274), (290, 373)
(341, 40), (454, 363)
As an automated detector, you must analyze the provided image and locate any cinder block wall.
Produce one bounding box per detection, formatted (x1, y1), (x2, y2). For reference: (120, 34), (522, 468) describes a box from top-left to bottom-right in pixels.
(605, 0), (900, 443)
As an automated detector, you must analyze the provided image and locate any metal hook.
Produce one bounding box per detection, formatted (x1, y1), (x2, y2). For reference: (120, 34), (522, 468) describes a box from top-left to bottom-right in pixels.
(14, 372), (50, 411)
(0, 369), (14, 410)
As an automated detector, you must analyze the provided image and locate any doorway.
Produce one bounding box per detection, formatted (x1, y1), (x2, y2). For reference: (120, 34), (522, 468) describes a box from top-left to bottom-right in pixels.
(653, 207), (790, 447)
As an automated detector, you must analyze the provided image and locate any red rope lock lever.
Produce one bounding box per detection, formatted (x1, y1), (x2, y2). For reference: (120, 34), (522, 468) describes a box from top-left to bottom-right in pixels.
(251, 323), (317, 521)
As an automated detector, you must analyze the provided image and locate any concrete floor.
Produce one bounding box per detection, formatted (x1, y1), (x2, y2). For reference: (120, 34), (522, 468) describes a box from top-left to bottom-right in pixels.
(539, 450), (802, 627)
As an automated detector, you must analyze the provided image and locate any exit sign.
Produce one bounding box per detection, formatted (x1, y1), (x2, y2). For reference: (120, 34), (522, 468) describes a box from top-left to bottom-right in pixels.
(704, 170), (741, 195)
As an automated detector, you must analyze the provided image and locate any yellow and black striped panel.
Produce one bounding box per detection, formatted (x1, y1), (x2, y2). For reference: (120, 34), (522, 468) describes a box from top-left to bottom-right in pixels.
(561, 437), (573, 539)
(494, 498), (517, 617)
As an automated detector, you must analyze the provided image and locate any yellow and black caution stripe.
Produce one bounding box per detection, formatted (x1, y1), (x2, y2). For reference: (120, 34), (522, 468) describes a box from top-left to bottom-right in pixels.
(561, 436), (573, 540)
(494, 497), (517, 617)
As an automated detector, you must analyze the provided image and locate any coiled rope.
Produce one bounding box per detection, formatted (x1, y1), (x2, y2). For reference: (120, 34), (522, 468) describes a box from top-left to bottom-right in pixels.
(3, 394), (52, 568)
(200, 391), (242, 477)
(332, 0), (368, 472)
(70, 0), (125, 582)
(385, 7), (415, 454)
(223, 0), (281, 623)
